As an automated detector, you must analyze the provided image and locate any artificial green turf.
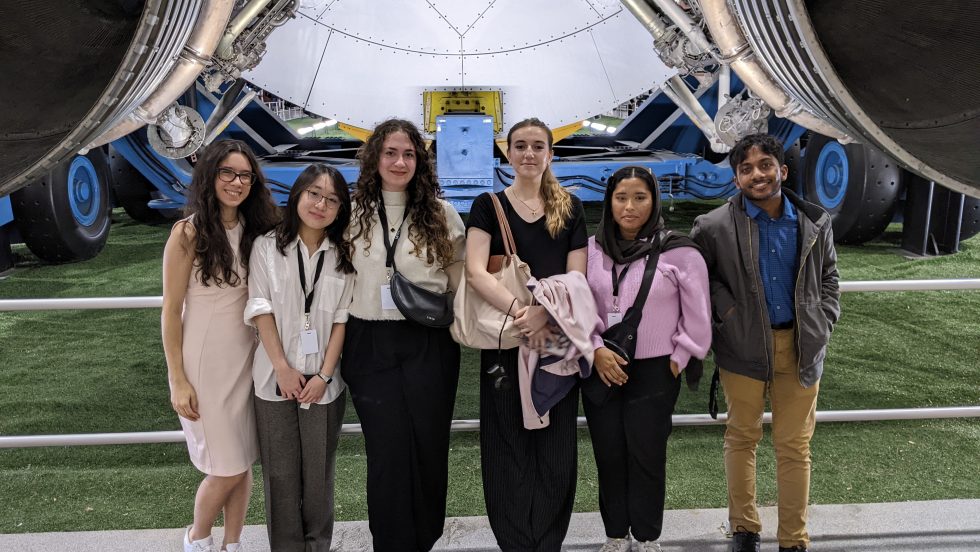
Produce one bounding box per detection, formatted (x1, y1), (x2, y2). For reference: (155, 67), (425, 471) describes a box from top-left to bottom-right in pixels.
(1, 206), (978, 533)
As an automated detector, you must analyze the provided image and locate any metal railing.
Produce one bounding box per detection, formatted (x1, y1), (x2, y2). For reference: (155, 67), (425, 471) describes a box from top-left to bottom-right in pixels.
(4, 279), (978, 312)
(1, 278), (979, 449)
(3, 406), (980, 449)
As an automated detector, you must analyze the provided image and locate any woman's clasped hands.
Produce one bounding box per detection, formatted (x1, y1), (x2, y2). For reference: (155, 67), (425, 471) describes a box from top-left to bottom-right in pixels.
(513, 304), (557, 351)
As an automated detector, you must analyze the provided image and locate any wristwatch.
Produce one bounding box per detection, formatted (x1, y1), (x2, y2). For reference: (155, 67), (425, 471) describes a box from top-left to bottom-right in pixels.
(317, 372), (333, 384)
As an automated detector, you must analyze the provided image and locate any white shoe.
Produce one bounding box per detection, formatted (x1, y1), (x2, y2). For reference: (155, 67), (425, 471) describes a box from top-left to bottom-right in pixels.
(184, 526), (215, 552)
(599, 536), (632, 552)
(635, 540), (664, 552)
(224, 539), (246, 552)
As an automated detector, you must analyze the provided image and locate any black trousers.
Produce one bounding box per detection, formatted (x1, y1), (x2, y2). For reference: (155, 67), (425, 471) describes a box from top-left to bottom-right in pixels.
(480, 348), (579, 552)
(342, 317), (461, 552)
(582, 355), (680, 542)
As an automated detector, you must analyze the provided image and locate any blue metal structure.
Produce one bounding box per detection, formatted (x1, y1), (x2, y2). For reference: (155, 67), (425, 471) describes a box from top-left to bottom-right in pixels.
(109, 86), (748, 215)
(812, 141), (849, 210)
(65, 156), (103, 227)
(0, 197), (12, 229)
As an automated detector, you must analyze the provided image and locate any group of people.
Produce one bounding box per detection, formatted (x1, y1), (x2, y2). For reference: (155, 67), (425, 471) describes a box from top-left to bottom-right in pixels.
(162, 116), (839, 552)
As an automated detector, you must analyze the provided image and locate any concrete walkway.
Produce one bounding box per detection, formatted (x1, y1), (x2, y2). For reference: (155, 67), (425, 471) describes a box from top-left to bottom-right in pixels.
(2, 499), (978, 551)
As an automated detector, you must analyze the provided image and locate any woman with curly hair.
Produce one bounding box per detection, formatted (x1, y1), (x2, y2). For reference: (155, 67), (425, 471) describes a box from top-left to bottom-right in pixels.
(246, 164), (355, 551)
(343, 118), (465, 551)
(161, 139), (278, 552)
(465, 118), (588, 551)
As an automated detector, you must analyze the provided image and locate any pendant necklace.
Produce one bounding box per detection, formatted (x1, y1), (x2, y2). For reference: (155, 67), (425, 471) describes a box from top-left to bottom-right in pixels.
(511, 189), (540, 216)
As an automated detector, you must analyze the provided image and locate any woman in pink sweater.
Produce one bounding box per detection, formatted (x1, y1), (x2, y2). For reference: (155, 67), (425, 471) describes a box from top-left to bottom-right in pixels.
(584, 166), (711, 552)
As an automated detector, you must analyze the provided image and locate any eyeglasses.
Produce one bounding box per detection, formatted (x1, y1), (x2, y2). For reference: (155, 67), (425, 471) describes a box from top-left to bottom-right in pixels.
(217, 167), (256, 186)
(306, 189), (341, 209)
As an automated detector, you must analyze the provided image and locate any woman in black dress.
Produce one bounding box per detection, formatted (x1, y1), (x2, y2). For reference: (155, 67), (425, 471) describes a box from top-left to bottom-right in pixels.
(464, 117), (588, 551)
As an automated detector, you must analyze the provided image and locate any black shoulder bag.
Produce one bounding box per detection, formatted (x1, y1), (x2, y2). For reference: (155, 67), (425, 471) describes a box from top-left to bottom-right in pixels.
(378, 203), (454, 328)
(581, 246), (661, 406)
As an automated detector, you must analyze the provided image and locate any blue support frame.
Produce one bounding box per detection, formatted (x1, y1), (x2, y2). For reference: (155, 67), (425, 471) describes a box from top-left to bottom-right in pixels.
(105, 77), (792, 216)
(112, 117), (736, 215)
(262, 162), (361, 205)
(490, 155), (733, 211)
(111, 134), (192, 208)
(0, 195), (13, 227)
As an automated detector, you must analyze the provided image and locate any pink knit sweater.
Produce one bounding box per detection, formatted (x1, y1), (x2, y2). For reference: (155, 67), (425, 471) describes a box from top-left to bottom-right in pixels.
(586, 236), (711, 370)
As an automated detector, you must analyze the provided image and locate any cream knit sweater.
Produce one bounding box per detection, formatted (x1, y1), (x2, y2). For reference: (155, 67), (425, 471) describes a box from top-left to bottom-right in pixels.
(348, 189), (465, 321)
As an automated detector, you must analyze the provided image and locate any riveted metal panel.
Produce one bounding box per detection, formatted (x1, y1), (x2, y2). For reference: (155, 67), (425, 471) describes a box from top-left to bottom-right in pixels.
(244, 0), (675, 136)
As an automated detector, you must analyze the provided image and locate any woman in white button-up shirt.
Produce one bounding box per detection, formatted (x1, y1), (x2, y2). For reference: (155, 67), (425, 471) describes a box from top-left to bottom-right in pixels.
(245, 164), (354, 552)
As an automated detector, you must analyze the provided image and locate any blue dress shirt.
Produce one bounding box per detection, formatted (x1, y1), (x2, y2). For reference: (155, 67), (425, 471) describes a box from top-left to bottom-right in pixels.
(744, 195), (799, 326)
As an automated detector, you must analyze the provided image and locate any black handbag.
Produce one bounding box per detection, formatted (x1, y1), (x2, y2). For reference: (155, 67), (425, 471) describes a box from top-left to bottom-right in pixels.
(379, 203), (454, 328)
(582, 247), (660, 406)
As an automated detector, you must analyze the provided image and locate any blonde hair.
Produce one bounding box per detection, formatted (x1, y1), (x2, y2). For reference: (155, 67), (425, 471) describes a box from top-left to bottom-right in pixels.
(507, 118), (572, 238)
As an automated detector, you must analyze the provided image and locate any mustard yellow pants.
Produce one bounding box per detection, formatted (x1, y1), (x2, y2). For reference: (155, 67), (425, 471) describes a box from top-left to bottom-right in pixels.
(720, 328), (819, 549)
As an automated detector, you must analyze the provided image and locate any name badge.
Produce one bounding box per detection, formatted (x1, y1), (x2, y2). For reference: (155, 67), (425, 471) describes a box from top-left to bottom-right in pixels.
(607, 312), (624, 326)
(300, 329), (319, 355)
(380, 284), (398, 310)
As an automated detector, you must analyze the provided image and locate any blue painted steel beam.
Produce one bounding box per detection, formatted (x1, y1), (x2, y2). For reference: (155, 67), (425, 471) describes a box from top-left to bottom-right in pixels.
(0, 196), (13, 227)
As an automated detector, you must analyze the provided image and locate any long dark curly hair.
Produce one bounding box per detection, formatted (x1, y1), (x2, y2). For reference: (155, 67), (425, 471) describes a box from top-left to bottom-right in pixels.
(351, 119), (454, 267)
(184, 140), (278, 286)
(275, 163), (355, 274)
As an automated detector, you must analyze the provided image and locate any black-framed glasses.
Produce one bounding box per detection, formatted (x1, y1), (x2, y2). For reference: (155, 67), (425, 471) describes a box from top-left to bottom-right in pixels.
(217, 167), (256, 186)
(306, 189), (341, 209)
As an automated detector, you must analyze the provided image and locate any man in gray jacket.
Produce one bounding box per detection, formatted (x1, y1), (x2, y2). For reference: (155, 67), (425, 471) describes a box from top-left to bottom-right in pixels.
(691, 134), (840, 552)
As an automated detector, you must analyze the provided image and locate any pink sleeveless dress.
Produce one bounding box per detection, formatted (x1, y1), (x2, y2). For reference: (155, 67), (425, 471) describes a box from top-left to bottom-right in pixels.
(177, 222), (259, 476)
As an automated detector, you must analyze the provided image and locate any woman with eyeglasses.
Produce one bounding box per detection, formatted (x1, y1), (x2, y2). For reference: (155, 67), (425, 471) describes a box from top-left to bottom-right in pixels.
(342, 118), (465, 551)
(245, 163), (355, 551)
(162, 140), (278, 552)
(464, 118), (588, 551)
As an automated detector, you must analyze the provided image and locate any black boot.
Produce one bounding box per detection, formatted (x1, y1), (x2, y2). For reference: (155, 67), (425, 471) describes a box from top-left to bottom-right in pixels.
(730, 530), (761, 552)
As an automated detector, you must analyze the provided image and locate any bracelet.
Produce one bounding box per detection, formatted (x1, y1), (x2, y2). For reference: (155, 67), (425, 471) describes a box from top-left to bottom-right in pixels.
(317, 372), (333, 384)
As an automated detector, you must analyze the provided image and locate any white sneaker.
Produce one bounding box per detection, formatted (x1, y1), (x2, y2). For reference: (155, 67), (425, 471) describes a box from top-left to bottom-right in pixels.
(184, 526), (215, 552)
(224, 539), (246, 552)
(599, 536), (632, 552)
(635, 540), (664, 552)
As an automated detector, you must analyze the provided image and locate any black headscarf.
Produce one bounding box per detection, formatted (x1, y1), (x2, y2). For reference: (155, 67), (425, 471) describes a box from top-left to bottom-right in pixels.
(595, 166), (699, 264)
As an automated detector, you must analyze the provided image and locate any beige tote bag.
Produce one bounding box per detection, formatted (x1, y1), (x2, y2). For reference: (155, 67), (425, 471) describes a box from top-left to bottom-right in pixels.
(451, 193), (533, 349)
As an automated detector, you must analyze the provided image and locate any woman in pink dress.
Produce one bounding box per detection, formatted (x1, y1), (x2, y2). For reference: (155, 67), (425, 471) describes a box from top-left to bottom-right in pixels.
(162, 140), (278, 552)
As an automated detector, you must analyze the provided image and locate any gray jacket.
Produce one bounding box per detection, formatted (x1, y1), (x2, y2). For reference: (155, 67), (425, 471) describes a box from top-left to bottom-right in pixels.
(690, 190), (840, 387)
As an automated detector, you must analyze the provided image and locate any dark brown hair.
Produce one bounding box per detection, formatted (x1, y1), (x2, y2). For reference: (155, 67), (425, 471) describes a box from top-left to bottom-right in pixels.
(184, 139), (278, 286)
(275, 164), (354, 274)
(351, 119), (454, 267)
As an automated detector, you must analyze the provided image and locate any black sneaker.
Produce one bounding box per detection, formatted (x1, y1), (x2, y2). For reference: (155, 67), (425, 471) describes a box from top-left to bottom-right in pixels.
(731, 530), (761, 552)
(778, 547), (807, 552)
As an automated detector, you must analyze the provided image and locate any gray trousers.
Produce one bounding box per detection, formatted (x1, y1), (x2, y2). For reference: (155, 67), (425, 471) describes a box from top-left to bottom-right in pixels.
(254, 392), (346, 552)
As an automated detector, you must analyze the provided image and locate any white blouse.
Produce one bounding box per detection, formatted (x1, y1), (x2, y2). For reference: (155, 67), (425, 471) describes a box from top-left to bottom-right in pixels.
(245, 233), (353, 404)
(348, 189), (466, 320)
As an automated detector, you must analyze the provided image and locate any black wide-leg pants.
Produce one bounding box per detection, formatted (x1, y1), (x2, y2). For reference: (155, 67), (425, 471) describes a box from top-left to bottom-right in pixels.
(343, 317), (461, 552)
(582, 355), (681, 542)
(480, 347), (579, 552)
